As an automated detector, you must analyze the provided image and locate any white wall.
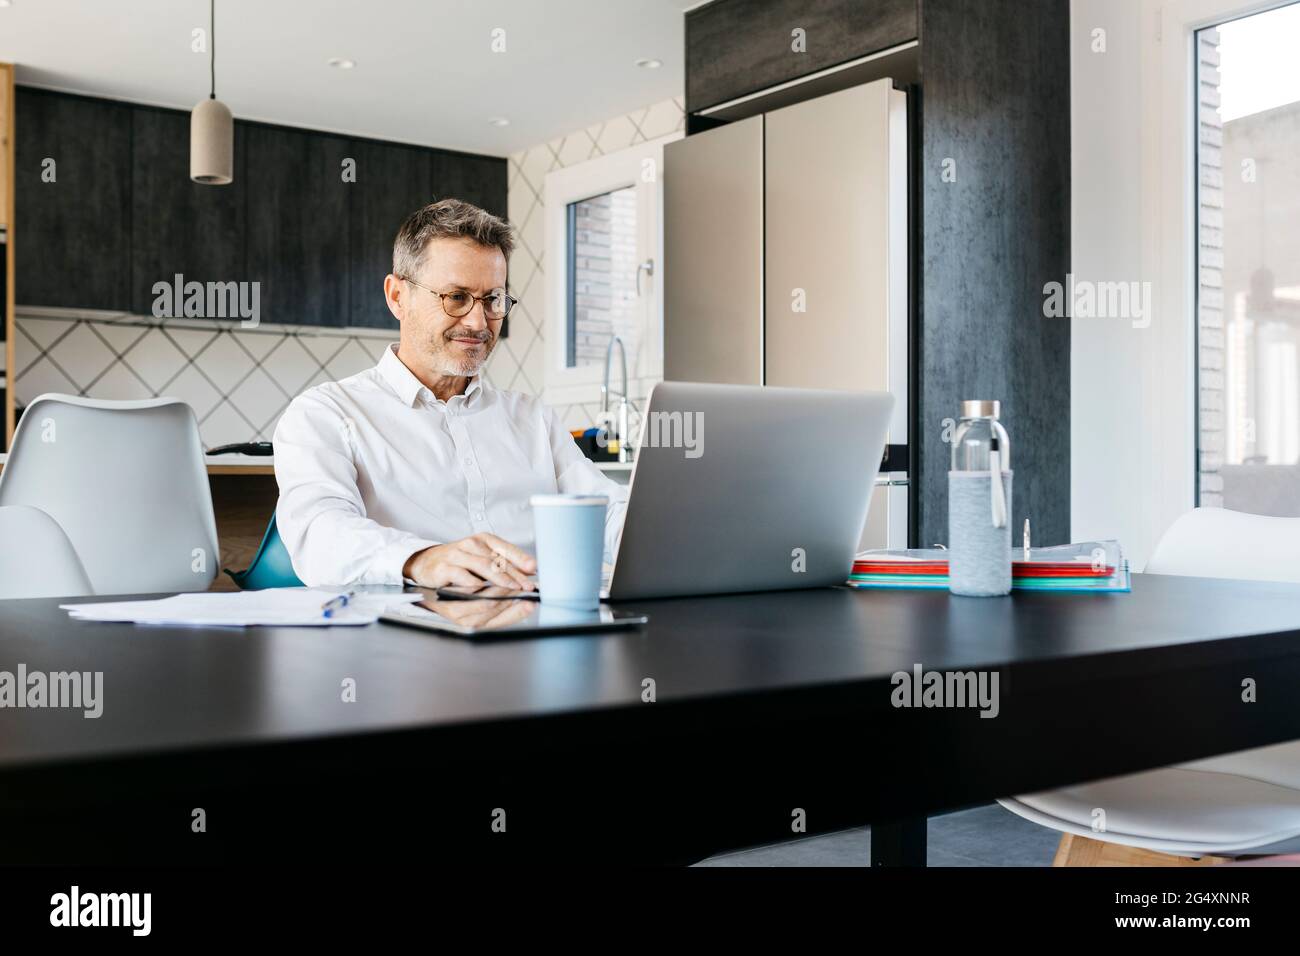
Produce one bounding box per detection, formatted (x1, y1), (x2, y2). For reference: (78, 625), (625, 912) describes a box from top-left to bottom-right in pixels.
(1071, 0), (1159, 566)
(1069, 0), (1274, 567)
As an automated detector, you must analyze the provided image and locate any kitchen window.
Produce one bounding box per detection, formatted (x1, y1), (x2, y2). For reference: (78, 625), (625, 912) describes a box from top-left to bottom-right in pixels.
(542, 136), (678, 406)
(565, 185), (640, 369)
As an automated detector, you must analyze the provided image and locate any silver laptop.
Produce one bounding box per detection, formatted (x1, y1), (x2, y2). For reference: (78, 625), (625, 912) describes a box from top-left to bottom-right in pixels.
(607, 382), (894, 600)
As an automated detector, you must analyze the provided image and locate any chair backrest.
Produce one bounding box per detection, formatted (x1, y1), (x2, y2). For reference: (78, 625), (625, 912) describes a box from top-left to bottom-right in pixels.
(0, 504), (94, 599)
(1146, 507), (1300, 583)
(0, 394), (219, 594)
(1148, 507), (1300, 787)
(226, 514), (305, 590)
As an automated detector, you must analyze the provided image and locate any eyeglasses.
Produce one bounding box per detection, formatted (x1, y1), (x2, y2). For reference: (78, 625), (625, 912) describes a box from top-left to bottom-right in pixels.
(398, 275), (516, 321)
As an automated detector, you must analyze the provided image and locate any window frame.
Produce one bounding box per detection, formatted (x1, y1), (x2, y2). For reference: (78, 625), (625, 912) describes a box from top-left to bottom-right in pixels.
(1192, 0), (1300, 510)
(542, 133), (681, 407)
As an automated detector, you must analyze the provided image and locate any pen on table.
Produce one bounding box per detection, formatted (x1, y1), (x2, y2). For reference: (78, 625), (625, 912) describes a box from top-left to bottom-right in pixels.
(321, 591), (356, 618)
(1023, 518), (1031, 562)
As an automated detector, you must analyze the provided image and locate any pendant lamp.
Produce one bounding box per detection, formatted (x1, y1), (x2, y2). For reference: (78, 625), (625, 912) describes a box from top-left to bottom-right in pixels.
(191, 0), (232, 185)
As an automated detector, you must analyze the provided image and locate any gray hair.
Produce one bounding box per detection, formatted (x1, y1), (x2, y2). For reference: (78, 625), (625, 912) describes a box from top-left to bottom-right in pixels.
(392, 198), (515, 278)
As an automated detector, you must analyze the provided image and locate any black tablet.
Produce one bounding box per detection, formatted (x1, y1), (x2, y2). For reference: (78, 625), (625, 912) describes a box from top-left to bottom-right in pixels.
(381, 597), (647, 640)
(435, 584), (541, 602)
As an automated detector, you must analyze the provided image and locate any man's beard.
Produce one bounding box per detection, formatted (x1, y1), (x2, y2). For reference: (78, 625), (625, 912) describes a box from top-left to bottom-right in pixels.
(430, 327), (495, 377)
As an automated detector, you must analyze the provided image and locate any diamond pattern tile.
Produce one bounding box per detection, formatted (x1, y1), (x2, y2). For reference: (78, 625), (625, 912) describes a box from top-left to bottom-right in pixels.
(200, 400), (257, 447)
(555, 133), (596, 168)
(228, 366), (290, 435)
(165, 327), (220, 360)
(19, 317), (73, 351)
(519, 208), (546, 275)
(234, 330), (283, 363)
(90, 322), (151, 358)
(516, 286), (543, 336)
(297, 333), (352, 366)
(14, 315), (397, 450)
(302, 368), (334, 390)
(259, 336), (322, 398)
(16, 356), (78, 402)
(489, 339), (520, 387)
(190, 332), (256, 394)
(596, 116), (638, 155)
(161, 364), (223, 421)
(86, 362), (154, 402)
(515, 333), (543, 395)
(324, 339), (378, 381)
(45, 321), (117, 388)
(640, 98), (686, 140)
(509, 250), (537, 298)
(519, 145), (557, 193)
(507, 170), (538, 223)
(119, 329), (189, 392)
(13, 329), (43, 385)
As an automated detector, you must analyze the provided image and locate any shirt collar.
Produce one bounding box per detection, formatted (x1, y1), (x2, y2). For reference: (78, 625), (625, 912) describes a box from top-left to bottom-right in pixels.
(378, 344), (484, 408)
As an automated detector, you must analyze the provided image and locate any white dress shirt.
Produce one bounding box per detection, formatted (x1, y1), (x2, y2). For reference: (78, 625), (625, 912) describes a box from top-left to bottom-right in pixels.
(274, 344), (629, 586)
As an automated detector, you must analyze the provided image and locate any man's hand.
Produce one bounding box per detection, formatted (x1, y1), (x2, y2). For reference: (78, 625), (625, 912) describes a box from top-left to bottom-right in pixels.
(403, 533), (537, 591)
(424, 598), (538, 629)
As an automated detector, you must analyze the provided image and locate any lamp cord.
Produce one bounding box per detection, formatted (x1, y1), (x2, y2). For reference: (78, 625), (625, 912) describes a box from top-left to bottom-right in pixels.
(209, 0), (216, 99)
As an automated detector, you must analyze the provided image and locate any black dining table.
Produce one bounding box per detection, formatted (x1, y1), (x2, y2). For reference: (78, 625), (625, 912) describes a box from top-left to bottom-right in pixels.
(3, 573), (1300, 865)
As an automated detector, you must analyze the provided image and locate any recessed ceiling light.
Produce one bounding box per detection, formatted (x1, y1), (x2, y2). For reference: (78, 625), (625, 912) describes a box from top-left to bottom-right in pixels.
(636, 58), (663, 69)
(487, 117), (510, 127)
(328, 57), (355, 69)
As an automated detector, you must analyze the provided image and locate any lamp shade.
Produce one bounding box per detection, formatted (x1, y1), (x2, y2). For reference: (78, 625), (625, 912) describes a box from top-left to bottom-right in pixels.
(190, 97), (233, 185)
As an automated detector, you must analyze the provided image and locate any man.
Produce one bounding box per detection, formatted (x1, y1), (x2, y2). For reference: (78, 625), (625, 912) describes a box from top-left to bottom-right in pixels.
(274, 198), (628, 588)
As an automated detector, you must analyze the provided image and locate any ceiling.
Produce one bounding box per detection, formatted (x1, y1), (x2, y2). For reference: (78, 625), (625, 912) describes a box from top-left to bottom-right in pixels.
(0, 0), (691, 155)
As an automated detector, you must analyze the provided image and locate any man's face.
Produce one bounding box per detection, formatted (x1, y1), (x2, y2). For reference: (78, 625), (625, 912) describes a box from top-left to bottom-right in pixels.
(394, 237), (508, 378)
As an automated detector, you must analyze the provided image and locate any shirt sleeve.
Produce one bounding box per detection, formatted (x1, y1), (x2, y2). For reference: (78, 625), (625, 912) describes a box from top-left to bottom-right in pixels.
(273, 391), (437, 587)
(545, 407), (630, 565)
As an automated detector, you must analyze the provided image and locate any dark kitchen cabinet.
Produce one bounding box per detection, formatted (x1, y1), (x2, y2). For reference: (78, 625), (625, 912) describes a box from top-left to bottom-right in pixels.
(14, 88), (132, 309)
(346, 138), (432, 329)
(430, 150), (507, 219)
(245, 123), (352, 327)
(16, 88), (507, 330)
(685, 0), (918, 113)
(130, 106), (247, 316)
(345, 142), (507, 329)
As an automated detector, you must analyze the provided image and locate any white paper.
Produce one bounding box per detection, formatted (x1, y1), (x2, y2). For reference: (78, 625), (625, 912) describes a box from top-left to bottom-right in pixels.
(60, 588), (422, 627)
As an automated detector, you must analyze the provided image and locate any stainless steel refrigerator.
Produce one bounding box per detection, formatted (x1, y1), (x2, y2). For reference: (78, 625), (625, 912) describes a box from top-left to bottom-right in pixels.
(663, 77), (910, 550)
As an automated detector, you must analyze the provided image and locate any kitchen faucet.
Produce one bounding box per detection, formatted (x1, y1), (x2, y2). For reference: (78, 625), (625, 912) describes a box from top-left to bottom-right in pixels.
(601, 335), (631, 463)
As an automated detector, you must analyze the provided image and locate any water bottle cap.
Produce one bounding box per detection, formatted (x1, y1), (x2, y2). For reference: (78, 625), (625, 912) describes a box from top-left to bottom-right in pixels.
(960, 400), (1000, 419)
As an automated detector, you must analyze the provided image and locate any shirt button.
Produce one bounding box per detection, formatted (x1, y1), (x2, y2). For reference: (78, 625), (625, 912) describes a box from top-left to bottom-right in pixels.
(464, 457), (473, 466)
(475, 513), (485, 521)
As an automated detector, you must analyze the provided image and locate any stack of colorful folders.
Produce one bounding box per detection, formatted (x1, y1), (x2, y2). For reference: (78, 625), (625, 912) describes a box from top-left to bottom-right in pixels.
(849, 540), (1131, 592)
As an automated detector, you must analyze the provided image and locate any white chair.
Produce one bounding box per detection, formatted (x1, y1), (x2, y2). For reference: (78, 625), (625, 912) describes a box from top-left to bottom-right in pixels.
(999, 508), (1300, 862)
(0, 394), (218, 595)
(0, 504), (94, 599)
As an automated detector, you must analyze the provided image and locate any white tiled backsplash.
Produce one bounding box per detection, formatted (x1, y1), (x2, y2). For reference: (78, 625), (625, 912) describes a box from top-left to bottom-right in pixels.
(11, 95), (685, 449)
(12, 309), (393, 447)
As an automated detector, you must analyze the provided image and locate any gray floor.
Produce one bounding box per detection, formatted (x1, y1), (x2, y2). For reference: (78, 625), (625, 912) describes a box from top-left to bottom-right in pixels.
(695, 803), (1060, 867)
